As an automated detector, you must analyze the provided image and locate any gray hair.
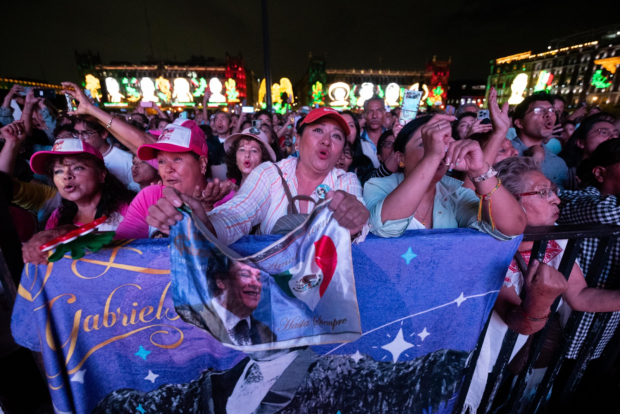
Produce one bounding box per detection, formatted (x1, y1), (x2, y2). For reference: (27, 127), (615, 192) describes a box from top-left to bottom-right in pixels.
(363, 96), (386, 114)
(495, 156), (541, 198)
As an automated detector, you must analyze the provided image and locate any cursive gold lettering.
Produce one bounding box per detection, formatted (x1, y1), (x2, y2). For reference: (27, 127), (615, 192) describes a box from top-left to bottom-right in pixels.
(139, 306), (155, 323)
(83, 314), (102, 332)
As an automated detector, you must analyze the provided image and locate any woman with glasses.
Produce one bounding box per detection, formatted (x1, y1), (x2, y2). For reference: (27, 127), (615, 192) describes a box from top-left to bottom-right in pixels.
(73, 117), (140, 191)
(559, 113), (618, 190)
(364, 114), (526, 238)
(336, 139), (354, 172)
(465, 155), (620, 411)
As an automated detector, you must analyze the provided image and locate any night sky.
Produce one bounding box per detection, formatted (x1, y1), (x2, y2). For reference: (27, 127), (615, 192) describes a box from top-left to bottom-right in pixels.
(2, 0), (618, 85)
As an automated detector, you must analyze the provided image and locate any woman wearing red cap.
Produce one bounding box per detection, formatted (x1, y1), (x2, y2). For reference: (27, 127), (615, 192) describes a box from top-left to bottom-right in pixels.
(147, 108), (370, 245)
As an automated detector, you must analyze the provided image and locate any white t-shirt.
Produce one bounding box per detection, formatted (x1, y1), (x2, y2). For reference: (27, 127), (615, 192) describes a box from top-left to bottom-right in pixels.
(361, 139), (380, 169)
(104, 146), (140, 192)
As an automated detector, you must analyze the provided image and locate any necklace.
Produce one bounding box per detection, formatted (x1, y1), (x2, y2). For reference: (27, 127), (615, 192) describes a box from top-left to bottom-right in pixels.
(414, 191), (435, 227)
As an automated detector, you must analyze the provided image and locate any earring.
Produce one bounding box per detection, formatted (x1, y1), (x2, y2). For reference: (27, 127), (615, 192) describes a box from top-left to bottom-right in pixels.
(398, 161), (405, 168)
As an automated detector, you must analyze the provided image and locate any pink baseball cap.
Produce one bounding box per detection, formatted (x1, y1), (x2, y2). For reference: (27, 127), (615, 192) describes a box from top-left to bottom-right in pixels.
(30, 139), (104, 175)
(224, 127), (276, 162)
(300, 108), (351, 137)
(137, 119), (208, 161)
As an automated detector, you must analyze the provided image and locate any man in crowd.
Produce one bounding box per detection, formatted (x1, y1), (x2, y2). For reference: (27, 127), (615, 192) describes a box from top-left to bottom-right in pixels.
(455, 102), (480, 117)
(207, 110), (232, 180)
(511, 95), (569, 190)
(73, 118), (140, 191)
(361, 97), (387, 168)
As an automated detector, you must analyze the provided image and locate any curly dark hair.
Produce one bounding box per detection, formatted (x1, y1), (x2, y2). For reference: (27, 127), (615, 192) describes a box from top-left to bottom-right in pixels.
(225, 137), (272, 184)
(44, 154), (136, 227)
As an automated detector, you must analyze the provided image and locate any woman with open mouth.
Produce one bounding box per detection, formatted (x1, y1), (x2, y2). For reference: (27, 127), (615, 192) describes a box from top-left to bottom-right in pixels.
(146, 108), (370, 245)
(29, 138), (136, 232)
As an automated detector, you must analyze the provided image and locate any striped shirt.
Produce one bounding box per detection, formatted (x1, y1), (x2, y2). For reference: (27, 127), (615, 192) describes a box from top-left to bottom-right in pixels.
(208, 157), (368, 246)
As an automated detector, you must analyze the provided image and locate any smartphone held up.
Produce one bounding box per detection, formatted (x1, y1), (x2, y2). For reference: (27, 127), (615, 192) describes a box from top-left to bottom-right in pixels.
(399, 90), (422, 126)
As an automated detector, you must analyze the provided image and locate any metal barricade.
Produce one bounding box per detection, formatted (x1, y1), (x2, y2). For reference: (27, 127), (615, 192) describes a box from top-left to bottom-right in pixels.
(454, 224), (620, 414)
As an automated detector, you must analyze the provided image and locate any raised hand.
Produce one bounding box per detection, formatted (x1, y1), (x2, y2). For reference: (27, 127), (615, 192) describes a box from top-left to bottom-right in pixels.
(445, 139), (486, 174)
(488, 86), (511, 134)
(420, 114), (456, 162)
(465, 119), (493, 138)
(0, 121), (27, 144)
(61, 81), (94, 116)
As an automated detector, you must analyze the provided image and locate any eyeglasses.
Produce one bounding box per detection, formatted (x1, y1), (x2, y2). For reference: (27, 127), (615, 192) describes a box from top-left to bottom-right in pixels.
(381, 141), (394, 149)
(72, 131), (98, 139)
(590, 128), (620, 138)
(526, 107), (556, 116)
(342, 149), (353, 159)
(516, 187), (558, 199)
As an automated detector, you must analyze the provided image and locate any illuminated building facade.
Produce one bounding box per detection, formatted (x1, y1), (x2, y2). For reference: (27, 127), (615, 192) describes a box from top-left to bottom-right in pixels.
(488, 24), (620, 108)
(446, 80), (487, 108)
(297, 54), (450, 110)
(75, 51), (257, 110)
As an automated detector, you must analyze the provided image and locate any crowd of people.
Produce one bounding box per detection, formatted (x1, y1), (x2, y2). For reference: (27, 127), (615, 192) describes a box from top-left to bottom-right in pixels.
(1, 79), (620, 411)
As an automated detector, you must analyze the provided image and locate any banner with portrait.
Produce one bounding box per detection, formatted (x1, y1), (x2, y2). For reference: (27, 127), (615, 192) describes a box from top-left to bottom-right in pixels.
(11, 218), (520, 413)
(170, 202), (361, 351)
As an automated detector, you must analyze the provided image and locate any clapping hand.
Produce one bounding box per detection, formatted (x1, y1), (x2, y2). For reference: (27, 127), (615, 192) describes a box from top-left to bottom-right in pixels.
(191, 178), (237, 212)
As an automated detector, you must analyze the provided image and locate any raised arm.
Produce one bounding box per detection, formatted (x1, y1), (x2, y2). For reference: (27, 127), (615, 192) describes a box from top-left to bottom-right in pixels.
(483, 87), (510, 165)
(0, 121), (27, 176)
(61, 82), (155, 154)
(379, 115), (454, 223)
(21, 89), (39, 137)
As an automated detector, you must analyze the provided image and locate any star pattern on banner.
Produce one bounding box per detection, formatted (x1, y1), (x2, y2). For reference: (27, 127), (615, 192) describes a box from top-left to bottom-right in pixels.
(136, 404), (146, 414)
(70, 369), (86, 384)
(401, 247), (417, 265)
(135, 345), (151, 361)
(145, 370), (159, 383)
(381, 328), (414, 362)
(350, 350), (364, 363)
(418, 327), (430, 341)
(454, 292), (466, 307)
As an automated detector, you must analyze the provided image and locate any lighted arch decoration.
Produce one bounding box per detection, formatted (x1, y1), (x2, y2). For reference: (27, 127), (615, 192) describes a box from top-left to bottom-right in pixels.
(508, 73), (529, 105)
(140, 78), (159, 102)
(171, 78), (192, 103)
(84, 75), (101, 102)
(328, 82), (350, 107)
(356, 83), (374, 108)
(156, 76), (171, 102)
(208, 78), (226, 103)
(105, 77), (124, 103)
(409, 83), (430, 102)
(385, 83), (400, 106)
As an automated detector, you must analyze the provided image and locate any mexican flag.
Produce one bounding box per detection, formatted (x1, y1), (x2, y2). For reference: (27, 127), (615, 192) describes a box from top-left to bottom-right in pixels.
(273, 235), (338, 311)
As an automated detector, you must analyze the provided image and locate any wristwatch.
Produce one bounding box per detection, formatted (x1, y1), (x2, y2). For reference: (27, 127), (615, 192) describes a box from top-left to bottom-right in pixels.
(469, 163), (498, 183)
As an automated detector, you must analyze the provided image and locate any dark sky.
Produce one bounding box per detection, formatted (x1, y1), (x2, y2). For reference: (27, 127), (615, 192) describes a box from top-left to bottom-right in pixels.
(1, 0), (618, 85)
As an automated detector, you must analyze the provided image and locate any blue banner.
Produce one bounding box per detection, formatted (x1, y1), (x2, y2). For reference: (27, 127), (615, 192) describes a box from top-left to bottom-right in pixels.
(12, 225), (520, 414)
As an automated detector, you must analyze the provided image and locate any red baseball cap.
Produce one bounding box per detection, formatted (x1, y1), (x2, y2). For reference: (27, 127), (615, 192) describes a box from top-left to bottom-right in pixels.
(137, 119), (208, 161)
(30, 139), (104, 175)
(300, 108), (351, 137)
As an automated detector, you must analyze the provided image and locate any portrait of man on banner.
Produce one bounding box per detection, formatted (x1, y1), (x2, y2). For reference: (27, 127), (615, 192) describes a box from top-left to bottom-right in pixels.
(203, 257), (276, 346)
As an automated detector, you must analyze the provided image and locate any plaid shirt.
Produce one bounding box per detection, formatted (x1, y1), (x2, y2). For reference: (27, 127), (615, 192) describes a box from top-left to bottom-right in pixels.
(558, 187), (620, 359)
(208, 157), (368, 246)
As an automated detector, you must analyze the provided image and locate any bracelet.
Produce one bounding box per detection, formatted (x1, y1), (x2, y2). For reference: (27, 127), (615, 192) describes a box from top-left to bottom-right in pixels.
(469, 163), (498, 183)
(475, 178), (501, 231)
(106, 114), (117, 129)
(519, 306), (550, 322)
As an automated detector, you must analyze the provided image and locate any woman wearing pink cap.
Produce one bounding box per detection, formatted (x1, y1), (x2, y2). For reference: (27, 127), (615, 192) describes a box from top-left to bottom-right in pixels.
(23, 138), (135, 245)
(147, 108), (370, 245)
